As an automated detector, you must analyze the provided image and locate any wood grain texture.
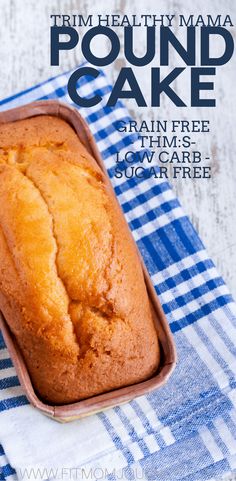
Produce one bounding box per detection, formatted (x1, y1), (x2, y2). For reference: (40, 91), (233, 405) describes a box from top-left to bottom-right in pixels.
(0, 0), (235, 298)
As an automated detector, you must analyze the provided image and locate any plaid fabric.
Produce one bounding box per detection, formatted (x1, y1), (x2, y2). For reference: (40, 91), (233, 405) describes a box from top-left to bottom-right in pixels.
(0, 67), (236, 481)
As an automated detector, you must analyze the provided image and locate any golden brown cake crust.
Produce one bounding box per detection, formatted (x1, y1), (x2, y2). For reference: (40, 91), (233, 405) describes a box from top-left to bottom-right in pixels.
(0, 115), (159, 404)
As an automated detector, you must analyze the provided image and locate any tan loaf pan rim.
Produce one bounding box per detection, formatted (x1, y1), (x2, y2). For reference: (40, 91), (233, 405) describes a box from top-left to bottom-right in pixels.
(0, 100), (177, 422)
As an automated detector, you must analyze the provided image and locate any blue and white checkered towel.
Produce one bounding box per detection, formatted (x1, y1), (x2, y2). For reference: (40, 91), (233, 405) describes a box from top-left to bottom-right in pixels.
(0, 67), (236, 481)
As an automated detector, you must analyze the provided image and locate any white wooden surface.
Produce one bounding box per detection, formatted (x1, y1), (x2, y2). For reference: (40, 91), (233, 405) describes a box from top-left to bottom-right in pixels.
(0, 0), (235, 298)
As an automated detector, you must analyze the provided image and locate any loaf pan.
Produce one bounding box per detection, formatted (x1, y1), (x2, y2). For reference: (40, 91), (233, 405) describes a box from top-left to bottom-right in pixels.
(0, 100), (176, 422)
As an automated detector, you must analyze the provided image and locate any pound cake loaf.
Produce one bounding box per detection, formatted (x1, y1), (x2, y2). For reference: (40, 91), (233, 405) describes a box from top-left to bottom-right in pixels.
(0, 114), (160, 404)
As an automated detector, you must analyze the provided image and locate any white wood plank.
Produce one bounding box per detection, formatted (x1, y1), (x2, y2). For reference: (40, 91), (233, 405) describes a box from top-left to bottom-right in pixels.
(0, 0), (235, 301)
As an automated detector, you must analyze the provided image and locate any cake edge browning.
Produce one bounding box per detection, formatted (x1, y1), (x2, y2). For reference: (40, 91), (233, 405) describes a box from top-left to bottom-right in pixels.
(0, 115), (160, 404)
